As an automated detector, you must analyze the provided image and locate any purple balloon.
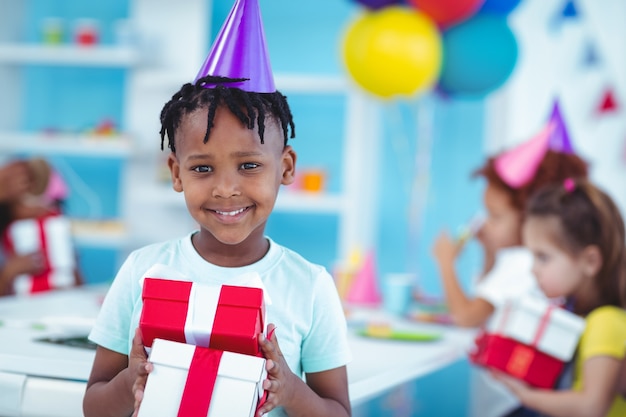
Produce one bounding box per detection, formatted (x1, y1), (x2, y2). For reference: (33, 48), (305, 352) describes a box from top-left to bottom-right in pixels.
(353, 0), (404, 10)
(479, 0), (522, 16)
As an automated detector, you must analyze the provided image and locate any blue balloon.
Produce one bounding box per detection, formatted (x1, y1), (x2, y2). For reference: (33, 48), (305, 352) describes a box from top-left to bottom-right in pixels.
(479, 0), (522, 16)
(352, 0), (403, 10)
(439, 14), (518, 97)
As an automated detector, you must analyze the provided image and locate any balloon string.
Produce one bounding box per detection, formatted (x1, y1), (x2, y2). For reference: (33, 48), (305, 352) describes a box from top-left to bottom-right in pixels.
(408, 95), (435, 274)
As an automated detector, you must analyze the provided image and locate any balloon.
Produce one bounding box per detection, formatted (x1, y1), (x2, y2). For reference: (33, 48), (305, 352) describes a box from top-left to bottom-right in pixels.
(407, 0), (486, 27)
(479, 0), (522, 16)
(438, 14), (518, 97)
(342, 7), (442, 99)
(352, 0), (403, 10)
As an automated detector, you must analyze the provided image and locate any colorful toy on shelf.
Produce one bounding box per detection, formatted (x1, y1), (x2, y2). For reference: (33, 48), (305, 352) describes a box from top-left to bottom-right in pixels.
(74, 19), (99, 46)
(93, 119), (117, 136)
(358, 323), (441, 342)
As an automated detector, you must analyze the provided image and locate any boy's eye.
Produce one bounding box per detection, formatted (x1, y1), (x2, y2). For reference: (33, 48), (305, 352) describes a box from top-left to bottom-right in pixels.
(193, 165), (212, 173)
(240, 162), (260, 170)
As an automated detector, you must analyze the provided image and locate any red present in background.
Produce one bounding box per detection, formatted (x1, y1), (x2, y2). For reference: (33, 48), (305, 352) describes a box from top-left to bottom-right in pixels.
(2, 214), (75, 295)
(140, 277), (265, 356)
(137, 338), (267, 417)
(469, 296), (585, 388)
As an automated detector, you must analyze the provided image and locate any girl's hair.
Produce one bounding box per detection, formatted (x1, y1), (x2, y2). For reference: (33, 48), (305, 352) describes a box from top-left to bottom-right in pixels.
(474, 150), (589, 211)
(526, 179), (626, 310)
(159, 75), (296, 153)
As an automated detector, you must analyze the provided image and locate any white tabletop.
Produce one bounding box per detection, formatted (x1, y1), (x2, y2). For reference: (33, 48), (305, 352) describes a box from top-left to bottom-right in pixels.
(0, 285), (476, 416)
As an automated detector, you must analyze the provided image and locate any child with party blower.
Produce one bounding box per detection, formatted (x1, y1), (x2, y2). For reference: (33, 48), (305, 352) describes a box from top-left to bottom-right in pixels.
(494, 178), (626, 417)
(432, 102), (588, 328)
(431, 101), (589, 417)
(83, 1), (351, 417)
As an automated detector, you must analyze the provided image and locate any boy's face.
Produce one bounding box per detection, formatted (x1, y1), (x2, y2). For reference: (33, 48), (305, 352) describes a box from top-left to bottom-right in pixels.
(477, 183), (523, 252)
(168, 106), (296, 258)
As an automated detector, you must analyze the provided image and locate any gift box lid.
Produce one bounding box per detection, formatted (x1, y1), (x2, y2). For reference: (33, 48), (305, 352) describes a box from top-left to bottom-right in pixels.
(149, 338), (266, 382)
(487, 296), (586, 361)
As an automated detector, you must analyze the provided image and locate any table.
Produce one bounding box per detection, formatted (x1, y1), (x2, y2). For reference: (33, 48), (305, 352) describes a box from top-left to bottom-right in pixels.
(0, 286), (476, 416)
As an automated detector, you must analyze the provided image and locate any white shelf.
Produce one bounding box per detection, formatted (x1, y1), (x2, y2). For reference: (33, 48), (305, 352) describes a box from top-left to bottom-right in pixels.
(0, 43), (142, 67)
(275, 191), (345, 214)
(71, 219), (128, 249)
(0, 133), (133, 158)
(141, 182), (345, 214)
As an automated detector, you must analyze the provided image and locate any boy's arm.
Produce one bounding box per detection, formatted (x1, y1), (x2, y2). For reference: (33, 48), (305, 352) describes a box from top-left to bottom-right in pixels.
(84, 330), (149, 417)
(495, 355), (620, 417)
(258, 325), (351, 417)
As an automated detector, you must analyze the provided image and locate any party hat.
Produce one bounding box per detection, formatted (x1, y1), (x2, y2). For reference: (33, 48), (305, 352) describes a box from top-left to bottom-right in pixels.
(345, 250), (382, 306)
(547, 101), (574, 153)
(194, 0), (275, 92)
(494, 123), (555, 189)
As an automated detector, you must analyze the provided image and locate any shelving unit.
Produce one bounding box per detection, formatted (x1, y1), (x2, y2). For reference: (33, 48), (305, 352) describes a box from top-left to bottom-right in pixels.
(0, 43), (142, 67)
(0, 0), (381, 275)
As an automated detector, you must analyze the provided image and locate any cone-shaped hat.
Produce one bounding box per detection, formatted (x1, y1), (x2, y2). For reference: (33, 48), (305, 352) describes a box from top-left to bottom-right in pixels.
(194, 0), (275, 92)
(345, 250), (382, 306)
(547, 101), (574, 153)
(494, 123), (555, 189)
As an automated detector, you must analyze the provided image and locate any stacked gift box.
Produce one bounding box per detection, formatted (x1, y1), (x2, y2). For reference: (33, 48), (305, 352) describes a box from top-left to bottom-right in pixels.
(469, 296), (586, 388)
(137, 276), (268, 417)
(2, 214), (76, 295)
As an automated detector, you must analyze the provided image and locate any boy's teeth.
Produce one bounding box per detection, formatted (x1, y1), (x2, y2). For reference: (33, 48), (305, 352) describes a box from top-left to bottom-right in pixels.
(216, 208), (245, 216)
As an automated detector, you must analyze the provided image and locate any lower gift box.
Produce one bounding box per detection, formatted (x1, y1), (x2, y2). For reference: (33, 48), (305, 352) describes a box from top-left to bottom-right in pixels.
(138, 338), (267, 417)
(469, 332), (566, 389)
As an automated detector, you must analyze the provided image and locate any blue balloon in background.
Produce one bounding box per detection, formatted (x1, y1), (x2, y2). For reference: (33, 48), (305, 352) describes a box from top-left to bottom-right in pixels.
(352, 0), (404, 10)
(479, 0), (522, 15)
(439, 14), (518, 97)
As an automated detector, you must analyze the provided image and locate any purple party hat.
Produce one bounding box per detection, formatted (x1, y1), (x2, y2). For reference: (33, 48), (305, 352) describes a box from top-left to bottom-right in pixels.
(194, 0), (276, 92)
(547, 100), (574, 153)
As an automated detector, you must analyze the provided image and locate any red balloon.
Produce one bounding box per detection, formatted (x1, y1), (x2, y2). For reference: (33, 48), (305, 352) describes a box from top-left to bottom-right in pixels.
(408, 0), (486, 27)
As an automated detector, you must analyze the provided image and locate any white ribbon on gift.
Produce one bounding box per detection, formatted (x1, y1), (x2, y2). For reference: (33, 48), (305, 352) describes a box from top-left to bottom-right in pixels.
(9, 216), (75, 295)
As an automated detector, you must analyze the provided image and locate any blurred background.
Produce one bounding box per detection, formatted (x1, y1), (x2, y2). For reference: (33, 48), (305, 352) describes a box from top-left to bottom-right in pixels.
(0, 0), (624, 415)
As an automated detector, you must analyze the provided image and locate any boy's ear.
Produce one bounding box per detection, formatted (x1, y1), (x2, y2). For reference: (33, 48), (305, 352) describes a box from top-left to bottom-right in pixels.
(280, 146), (297, 185)
(581, 245), (602, 278)
(168, 153), (183, 192)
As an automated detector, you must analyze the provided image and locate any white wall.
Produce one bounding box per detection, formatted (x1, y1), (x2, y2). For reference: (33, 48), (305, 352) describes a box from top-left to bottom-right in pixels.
(487, 0), (626, 212)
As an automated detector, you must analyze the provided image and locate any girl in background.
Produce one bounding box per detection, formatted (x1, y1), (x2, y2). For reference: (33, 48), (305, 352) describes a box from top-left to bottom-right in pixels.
(432, 132), (589, 417)
(495, 178), (626, 417)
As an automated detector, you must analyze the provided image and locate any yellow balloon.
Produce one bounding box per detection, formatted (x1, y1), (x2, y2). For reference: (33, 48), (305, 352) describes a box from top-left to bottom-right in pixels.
(342, 7), (442, 99)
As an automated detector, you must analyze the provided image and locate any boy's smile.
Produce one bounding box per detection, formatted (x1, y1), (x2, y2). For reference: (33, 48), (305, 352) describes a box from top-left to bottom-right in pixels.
(167, 105), (296, 266)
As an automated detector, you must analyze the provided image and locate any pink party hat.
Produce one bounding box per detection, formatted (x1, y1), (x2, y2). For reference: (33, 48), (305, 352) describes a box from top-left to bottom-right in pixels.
(194, 0), (276, 92)
(547, 101), (574, 153)
(494, 123), (555, 189)
(345, 250), (382, 306)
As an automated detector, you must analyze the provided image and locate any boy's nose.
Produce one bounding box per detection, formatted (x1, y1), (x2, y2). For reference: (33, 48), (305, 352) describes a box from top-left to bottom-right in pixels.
(211, 172), (241, 198)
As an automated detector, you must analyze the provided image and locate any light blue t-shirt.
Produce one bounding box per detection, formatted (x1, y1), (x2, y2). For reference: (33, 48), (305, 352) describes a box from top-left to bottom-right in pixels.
(89, 232), (351, 416)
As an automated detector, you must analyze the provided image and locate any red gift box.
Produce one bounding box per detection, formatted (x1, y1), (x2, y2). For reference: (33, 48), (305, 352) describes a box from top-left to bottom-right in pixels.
(469, 296), (585, 388)
(137, 338), (267, 417)
(2, 214), (75, 295)
(140, 277), (265, 356)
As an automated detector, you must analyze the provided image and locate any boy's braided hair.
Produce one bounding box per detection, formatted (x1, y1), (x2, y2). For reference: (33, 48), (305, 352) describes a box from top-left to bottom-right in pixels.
(159, 75), (295, 153)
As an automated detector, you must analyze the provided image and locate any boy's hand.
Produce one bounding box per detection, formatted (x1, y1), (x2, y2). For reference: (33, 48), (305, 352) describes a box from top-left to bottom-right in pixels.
(130, 328), (152, 417)
(257, 324), (297, 416)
